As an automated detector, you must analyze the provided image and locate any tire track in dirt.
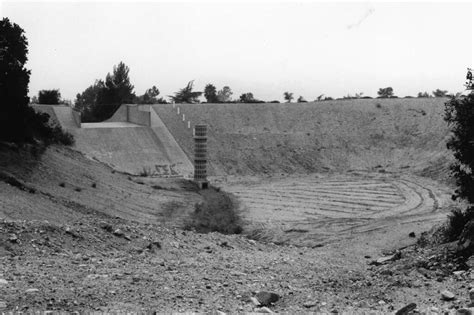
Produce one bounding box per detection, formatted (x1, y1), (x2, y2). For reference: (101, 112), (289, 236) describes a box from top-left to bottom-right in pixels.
(222, 173), (453, 246)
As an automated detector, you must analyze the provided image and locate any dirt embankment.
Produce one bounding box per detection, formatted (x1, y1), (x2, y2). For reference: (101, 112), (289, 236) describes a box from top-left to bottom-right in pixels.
(0, 143), (200, 225)
(154, 98), (452, 179)
(1, 98), (471, 313)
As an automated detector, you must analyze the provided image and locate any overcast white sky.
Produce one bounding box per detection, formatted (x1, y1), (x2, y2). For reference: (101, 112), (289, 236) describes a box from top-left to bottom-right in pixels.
(1, 1), (473, 102)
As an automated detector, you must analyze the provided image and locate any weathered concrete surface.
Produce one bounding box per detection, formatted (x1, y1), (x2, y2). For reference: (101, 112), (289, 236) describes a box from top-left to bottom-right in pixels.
(33, 104), (193, 177)
(31, 105), (80, 129)
(81, 122), (140, 128)
(74, 126), (193, 177)
(52, 106), (81, 128)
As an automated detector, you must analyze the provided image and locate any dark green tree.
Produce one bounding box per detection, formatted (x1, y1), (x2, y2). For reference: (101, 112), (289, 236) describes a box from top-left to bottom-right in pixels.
(239, 92), (256, 103)
(377, 87), (394, 98)
(217, 86), (232, 103)
(444, 93), (474, 244)
(297, 96), (307, 103)
(38, 89), (61, 104)
(283, 92), (294, 103)
(204, 84), (218, 103)
(74, 80), (104, 116)
(84, 62), (136, 121)
(0, 18), (54, 142)
(170, 80), (202, 104)
(445, 94), (474, 205)
(433, 89), (448, 97)
(417, 91), (431, 98)
(135, 85), (167, 104)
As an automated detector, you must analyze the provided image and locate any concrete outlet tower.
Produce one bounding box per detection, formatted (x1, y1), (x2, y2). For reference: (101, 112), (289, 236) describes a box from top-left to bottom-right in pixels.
(193, 124), (209, 189)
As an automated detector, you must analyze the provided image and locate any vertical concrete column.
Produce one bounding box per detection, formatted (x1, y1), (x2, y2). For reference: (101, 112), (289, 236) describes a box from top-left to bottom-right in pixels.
(177, 107), (180, 115)
(194, 124), (208, 189)
(182, 114), (185, 121)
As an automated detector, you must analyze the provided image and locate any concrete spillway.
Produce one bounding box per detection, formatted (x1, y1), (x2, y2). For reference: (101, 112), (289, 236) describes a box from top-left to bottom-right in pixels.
(33, 104), (193, 177)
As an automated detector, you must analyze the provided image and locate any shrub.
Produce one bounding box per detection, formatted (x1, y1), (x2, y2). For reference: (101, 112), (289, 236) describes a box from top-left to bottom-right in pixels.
(50, 125), (74, 145)
(444, 207), (469, 241)
(443, 93), (474, 243)
(184, 186), (243, 234)
(138, 166), (156, 177)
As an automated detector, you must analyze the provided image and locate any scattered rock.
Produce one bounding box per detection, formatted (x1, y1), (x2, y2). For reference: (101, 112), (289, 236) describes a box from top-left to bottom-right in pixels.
(457, 308), (473, 315)
(0, 301), (6, 309)
(371, 252), (401, 265)
(220, 241), (232, 249)
(303, 300), (318, 308)
(25, 288), (39, 294)
(65, 226), (80, 238)
(441, 290), (456, 301)
(99, 222), (113, 233)
(250, 297), (261, 306)
(453, 270), (465, 277)
(466, 256), (474, 269)
(258, 306), (274, 314)
(256, 291), (279, 306)
(395, 302), (417, 315)
(8, 234), (18, 243)
(146, 241), (162, 251)
(113, 229), (124, 237)
(0, 279), (8, 286)
(409, 232), (416, 238)
(469, 288), (474, 302)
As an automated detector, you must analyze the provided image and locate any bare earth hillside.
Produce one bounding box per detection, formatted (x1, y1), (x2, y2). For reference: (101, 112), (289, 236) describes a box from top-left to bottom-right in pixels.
(154, 98), (451, 178)
(1, 99), (473, 313)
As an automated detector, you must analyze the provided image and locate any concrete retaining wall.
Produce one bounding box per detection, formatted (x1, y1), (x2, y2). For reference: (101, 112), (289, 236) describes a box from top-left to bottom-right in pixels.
(127, 106), (151, 126)
(72, 110), (81, 127)
(105, 105), (128, 123)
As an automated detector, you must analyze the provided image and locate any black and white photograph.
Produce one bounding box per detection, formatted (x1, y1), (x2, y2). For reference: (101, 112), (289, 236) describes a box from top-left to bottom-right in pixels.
(0, 0), (473, 313)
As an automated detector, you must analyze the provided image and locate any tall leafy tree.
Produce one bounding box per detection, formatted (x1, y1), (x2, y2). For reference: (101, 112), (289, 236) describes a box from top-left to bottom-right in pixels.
(38, 89), (61, 104)
(0, 18), (53, 142)
(170, 80), (202, 104)
(377, 87), (394, 98)
(204, 84), (218, 103)
(239, 93), (256, 103)
(444, 93), (474, 244)
(80, 62), (136, 122)
(217, 86), (233, 103)
(135, 85), (167, 104)
(433, 89), (448, 97)
(417, 91), (431, 98)
(74, 80), (104, 116)
(283, 92), (294, 103)
(445, 94), (474, 205)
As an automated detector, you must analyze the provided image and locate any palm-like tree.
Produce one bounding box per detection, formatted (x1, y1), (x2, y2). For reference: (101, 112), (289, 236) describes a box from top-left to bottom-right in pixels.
(283, 92), (294, 103)
(170, 81), (202, 103)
